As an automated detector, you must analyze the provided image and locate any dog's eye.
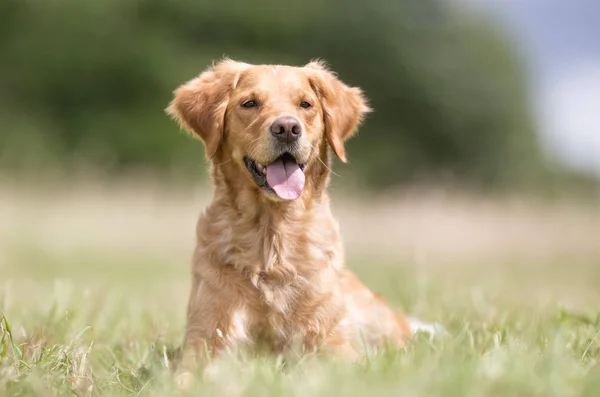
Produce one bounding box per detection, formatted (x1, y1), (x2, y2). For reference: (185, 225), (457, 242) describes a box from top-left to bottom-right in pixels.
(242, 100), (257, 108)
(299, 101), (312, 109)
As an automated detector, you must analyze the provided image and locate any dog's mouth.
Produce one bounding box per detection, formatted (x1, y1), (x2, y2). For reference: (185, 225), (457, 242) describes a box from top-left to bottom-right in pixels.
(244, 153), (307, 200)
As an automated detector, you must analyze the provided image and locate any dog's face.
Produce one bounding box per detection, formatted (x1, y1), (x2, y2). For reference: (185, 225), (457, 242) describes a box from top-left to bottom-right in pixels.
(167, 59), (370, 201)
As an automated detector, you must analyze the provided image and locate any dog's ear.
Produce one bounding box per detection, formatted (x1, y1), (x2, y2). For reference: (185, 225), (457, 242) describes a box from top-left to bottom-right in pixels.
(306, 60), (371, 163)
(166, 59), (248, 159)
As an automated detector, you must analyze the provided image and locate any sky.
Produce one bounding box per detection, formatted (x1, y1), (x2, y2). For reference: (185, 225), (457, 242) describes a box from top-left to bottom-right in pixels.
(456, 0), (600, 175)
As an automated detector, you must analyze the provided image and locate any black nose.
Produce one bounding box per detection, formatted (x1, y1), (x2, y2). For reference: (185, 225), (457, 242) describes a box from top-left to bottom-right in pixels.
(270, 117), (302, 143)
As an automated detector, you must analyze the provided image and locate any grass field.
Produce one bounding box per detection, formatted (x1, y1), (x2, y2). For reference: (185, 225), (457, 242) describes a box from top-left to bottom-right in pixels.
(1, 182), (599, 396)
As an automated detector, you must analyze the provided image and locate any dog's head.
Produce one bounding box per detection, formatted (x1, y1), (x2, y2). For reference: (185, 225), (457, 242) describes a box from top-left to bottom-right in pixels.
(167, 59), (370, 201)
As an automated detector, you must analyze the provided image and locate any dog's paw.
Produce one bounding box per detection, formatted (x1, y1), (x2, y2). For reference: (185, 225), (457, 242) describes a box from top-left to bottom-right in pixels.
(174, 371), (196, 391)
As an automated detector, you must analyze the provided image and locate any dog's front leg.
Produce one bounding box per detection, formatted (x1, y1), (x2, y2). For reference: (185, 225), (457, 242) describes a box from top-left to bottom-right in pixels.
(175, 329), (224, 390)
(175, 277), (246, 389)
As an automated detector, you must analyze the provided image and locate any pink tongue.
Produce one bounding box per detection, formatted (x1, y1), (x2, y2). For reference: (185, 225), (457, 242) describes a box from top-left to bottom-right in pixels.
(266, 157), (306, 200)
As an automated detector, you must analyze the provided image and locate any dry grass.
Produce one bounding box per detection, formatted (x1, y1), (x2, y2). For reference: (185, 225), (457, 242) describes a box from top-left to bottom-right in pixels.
(2, 181), (599, 265)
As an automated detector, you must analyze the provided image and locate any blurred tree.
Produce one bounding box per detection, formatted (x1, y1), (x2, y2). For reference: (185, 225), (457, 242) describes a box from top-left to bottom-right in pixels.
(0, 0), (546, 189)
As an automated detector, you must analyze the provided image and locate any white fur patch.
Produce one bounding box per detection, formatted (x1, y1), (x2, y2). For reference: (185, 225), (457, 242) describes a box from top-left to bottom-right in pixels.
(230, 309), (249, 342)
(408, 317), (448, 340)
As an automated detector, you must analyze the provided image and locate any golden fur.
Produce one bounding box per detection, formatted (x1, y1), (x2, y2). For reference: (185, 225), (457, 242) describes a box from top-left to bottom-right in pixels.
(167, 59), (411, 382)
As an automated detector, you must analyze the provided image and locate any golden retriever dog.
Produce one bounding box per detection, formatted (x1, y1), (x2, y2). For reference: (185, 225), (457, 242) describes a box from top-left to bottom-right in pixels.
(166, 59), (411, 384)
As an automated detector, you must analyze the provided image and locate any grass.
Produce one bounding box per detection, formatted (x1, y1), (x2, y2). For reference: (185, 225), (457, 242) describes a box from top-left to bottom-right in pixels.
(1, 184), (599, 396)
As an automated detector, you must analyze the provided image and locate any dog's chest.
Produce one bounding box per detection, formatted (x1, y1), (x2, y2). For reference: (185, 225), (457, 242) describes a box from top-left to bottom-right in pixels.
(248, 267), (307, 316)
(240, 264), (343, 348)
(202, 209), (344, 345)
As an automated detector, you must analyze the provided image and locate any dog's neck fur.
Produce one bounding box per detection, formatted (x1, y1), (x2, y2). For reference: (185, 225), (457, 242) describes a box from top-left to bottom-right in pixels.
(195, 143), (343, 284)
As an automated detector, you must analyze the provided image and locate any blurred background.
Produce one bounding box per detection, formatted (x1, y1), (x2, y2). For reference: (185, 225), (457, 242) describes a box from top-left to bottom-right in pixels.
(1, 0), (599, 192)
(1, 0), (599, 311)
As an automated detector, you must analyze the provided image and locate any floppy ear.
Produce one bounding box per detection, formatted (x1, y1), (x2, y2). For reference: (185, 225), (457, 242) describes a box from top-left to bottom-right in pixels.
(166, 59), (248, 159)
(306, 60), (372, 163)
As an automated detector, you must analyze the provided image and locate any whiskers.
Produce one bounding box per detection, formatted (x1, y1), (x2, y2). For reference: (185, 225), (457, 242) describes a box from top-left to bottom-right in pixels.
(310, 143), (342, 179)
(213, 158), (233, 167)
